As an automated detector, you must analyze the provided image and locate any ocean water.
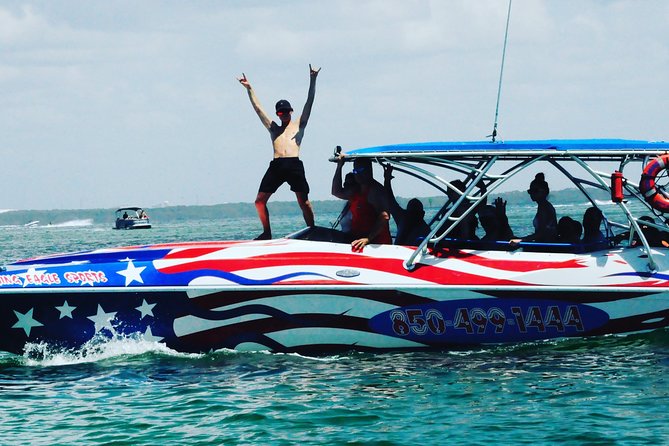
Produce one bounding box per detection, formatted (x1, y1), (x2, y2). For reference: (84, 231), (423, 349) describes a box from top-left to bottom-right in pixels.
(1, 206), (669, 445)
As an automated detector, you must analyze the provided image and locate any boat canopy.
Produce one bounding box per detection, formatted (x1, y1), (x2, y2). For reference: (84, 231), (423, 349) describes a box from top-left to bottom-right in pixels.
(115, 206), (145, 213)
(345, 139), (669, 160)
(331, 138), (669, 272)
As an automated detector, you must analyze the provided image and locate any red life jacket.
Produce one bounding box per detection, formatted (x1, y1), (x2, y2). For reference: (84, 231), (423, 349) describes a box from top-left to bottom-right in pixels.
(349, 189), (392, 244)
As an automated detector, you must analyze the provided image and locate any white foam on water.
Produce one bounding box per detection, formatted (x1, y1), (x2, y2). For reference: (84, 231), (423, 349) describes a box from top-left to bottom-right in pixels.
(211, 347), (346, 362)
(47, 219), (94, 227)
(21, 333), (202, 367)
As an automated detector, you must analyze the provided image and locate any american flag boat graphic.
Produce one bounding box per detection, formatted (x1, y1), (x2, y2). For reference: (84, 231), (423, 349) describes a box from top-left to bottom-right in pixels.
(2, 140), (669, 355)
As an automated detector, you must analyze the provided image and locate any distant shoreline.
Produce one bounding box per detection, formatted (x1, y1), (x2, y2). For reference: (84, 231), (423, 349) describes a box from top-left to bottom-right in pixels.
(0, 188), (606, 226)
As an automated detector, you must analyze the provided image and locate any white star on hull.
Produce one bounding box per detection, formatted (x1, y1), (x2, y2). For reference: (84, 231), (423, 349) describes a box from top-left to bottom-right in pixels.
(87, 304), (118, 332)
(12, 308), (44, 337)
(56, 300), (76, 319)
(143, 326), (164, 343)
(136, 299), (156, 319)
(117, 260), (146, 286)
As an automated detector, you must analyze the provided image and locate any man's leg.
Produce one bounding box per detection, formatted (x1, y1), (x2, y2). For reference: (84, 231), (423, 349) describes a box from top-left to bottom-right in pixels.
(255, 191), (272, 239)
(296, 192), (315, 227)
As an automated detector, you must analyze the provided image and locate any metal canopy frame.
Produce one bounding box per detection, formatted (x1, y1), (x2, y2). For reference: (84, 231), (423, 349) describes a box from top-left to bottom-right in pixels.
(335, 140), (669, 272)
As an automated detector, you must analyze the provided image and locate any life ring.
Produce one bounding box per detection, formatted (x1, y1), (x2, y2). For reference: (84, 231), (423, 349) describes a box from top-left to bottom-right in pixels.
(640, 154), (669, 213)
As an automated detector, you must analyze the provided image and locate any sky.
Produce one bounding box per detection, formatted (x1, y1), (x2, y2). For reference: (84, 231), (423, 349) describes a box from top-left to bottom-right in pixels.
(1, 0), (668, 210)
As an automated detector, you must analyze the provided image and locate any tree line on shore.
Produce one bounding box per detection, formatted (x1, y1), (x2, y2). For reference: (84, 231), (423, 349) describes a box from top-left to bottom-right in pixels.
(0, 188), (607, 227)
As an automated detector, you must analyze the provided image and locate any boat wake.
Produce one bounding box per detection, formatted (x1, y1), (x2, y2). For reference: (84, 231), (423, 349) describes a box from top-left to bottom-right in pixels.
(21, 333), (201, 367)
(13, 328), (669, 368)
(48, 219), (94, 228)
(19, 340), (346, 367)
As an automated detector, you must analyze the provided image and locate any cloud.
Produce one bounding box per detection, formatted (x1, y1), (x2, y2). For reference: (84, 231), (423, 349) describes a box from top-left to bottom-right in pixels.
(0, 5), (46, 45)
(1, 1), (668, 210)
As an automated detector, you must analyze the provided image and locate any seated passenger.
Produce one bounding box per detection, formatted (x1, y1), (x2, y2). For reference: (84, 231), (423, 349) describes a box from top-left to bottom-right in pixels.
(582, 207), (606, 244)
(444, 180), (479, 239)
(574, 220), (583, 242)
(510, 173), (557, 245)
(478, 198), (514, 241)
(637, 216), (668, 247)
(557, 216), (582, 244)
(383, 165), (431, 246)
(335, 172), (358, 233)
(332, 156), (392, 250)
(613, 215), (668, 247)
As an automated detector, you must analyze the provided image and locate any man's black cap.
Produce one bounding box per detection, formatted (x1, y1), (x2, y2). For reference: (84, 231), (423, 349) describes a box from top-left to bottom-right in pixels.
(275, 99), (293, 112)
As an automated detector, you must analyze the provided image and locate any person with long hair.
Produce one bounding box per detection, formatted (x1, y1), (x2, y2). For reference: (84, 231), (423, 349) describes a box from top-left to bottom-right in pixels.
(510, 173), (557, 245)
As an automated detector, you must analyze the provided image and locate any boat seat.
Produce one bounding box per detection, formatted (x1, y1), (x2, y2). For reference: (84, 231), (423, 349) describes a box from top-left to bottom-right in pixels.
(288, 226), (355, 244)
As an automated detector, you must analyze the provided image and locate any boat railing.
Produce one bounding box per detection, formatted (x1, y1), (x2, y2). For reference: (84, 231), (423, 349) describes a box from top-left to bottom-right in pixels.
(405, 154), (548, 270)
(568, 154), (658, 271)
(400, 151), (662, 272)
(434, 238), (610, 254)
(340, 145), (669, 272)
(547, 159), (615, 240)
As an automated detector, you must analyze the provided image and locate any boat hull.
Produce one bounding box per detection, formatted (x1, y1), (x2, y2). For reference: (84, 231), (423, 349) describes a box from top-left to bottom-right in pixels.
(1, 285), (668, 355)
(114, 219), (151, 230)
(2, 239), (669, 355)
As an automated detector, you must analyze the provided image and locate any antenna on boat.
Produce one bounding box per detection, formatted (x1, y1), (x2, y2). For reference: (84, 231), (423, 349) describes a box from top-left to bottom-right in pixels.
(488, 0), (513, 143)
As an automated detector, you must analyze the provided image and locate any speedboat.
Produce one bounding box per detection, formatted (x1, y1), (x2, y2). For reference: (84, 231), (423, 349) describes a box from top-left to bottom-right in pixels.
(2, 139), (669, 355)
(114, 206), (151, 230)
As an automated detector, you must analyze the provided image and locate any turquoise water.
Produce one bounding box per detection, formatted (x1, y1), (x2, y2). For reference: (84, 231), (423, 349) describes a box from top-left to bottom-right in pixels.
(2, 208), (669, 445)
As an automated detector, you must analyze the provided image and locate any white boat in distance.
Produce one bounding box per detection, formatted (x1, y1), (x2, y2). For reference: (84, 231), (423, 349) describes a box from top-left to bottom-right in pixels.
(1, 139), (669, 355)
(114, 206), (151, 230)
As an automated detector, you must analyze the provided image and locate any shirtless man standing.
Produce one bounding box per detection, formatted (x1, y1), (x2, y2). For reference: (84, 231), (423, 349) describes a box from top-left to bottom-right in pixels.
(238, 65), (320, 240)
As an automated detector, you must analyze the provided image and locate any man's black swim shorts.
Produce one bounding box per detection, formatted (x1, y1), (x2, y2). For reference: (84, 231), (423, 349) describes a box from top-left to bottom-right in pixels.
(258, 157), (310, 194)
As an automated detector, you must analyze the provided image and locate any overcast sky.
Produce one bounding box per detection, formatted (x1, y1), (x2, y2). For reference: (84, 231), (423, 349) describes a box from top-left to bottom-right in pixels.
(1, 0), (668, 211)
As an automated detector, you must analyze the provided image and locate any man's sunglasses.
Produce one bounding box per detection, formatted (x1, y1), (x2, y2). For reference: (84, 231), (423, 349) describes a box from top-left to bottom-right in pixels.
(277, 110), (291, 116)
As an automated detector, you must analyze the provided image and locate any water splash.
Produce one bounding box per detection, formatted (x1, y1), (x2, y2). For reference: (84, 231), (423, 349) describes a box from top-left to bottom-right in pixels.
(46, 219), (94, 228)
(21, 332), (201, 367)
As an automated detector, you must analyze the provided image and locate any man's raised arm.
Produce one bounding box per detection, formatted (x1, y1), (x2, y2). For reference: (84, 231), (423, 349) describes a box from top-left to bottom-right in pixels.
(383, 164), (403, 219)
(331, 155), (348, 200)
(238, 73), (272, 130)
(300, 64), (320, 128)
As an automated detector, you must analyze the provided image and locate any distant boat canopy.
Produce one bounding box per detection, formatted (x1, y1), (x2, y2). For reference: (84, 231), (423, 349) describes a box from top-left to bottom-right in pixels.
(114, 207), (151, 230)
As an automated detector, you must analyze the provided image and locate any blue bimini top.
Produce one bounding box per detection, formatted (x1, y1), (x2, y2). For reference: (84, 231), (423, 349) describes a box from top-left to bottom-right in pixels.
(344, 139), (669, 160)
